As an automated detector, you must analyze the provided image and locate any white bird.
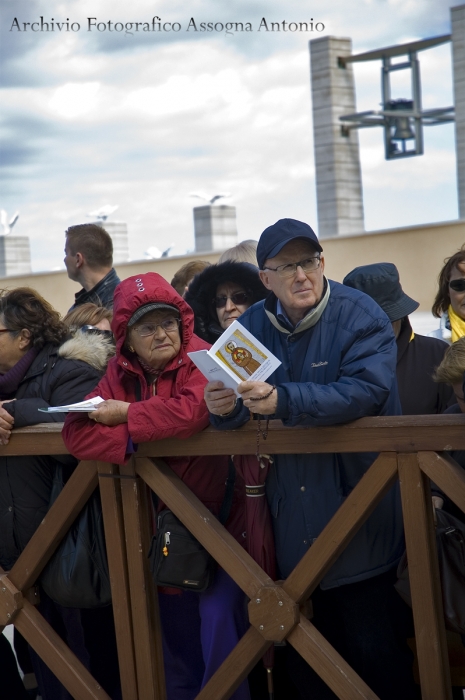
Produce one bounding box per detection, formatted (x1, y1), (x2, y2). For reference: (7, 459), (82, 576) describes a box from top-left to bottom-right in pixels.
(87, 205), (119, 221)
(161, 244), (175, 258)
(0, 210), (19, 236)
(144, 246), (163, 259)
(189, 192), (231, 205)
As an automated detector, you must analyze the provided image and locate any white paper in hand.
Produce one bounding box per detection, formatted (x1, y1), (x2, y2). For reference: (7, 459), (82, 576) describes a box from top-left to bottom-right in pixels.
(38, 396), (105, 413)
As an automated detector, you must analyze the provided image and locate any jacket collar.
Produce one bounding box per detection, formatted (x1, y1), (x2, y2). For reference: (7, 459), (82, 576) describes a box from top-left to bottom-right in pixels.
(264, 277), (331, 335)
(74, 267), (119, 306)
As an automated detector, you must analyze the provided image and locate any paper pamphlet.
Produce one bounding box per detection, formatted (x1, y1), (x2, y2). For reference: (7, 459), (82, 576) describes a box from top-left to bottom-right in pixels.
(38, 396), (105, 413)
(188, 320), (281, 396)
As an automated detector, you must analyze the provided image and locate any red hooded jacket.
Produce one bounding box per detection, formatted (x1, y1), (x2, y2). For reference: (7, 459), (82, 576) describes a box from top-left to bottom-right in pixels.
(62, 273), (245, 539)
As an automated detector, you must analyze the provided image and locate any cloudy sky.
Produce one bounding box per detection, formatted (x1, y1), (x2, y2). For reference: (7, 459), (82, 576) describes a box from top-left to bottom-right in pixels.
(0, 0), (458, 271)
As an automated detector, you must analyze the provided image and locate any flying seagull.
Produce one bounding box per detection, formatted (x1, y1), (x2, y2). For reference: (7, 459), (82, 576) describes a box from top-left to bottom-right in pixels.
(0, 210), (19, 236)
(189, 192), (231, 205)
(87, 205), (119, 221)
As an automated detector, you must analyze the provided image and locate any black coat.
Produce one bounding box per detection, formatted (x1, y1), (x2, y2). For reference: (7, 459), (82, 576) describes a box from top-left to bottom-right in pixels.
(396, 317), (453, 415)
(0, 339), (103, 569)
(184, 261), (268, 344)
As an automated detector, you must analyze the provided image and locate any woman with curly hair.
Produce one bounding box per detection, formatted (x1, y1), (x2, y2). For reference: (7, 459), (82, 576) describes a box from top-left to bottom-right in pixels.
(430, 245), (465, 343)
(0, 287), (103, 700)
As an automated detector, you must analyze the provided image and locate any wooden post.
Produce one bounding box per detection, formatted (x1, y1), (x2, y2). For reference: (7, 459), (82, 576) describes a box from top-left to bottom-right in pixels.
(417, 451), (465, 515)
(8, 460), (99, 592)
(283, 452), (398, 603)
(136, 457), (272, 598)
(119, 457), (166, 700)
(398, 453), (452, 700)
(98, 462), (139, 700)
(196, 628), (272, 700)
(288, 618), (379, 700)
(14, 599), (111, 700)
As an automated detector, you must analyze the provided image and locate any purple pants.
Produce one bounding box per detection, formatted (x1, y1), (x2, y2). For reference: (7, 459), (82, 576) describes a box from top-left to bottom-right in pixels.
(159, 567), (251, 700)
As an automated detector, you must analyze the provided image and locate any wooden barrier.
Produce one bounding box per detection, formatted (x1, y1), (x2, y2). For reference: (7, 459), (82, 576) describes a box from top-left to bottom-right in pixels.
(1, 415), (465, 700)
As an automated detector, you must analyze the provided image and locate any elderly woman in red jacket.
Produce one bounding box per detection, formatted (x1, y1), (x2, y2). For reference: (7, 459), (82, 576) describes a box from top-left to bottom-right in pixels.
(63, 272), (249, 700)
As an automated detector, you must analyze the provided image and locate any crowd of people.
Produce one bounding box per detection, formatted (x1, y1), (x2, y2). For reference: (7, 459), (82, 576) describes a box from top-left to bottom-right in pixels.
(1, 220), (464, 700)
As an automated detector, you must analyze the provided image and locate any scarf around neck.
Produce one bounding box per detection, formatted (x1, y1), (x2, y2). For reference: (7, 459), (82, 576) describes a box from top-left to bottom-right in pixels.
(448, 305), (465, 343)
(0, 346), (39, 400)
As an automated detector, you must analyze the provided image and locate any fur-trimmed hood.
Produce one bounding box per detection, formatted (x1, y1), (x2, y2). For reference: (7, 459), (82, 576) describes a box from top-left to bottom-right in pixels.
(58, 332), (115, 373)
(184, 261), (268, 344)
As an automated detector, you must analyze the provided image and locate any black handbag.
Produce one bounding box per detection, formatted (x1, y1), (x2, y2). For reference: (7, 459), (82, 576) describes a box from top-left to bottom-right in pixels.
(395, 508), (465, 634)
(40, 465), (111, 608)
(148, 459), (235, 592)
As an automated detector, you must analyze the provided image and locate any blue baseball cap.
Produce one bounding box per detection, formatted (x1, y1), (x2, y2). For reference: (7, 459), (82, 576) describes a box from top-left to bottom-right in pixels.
(257, 218), (323, 270)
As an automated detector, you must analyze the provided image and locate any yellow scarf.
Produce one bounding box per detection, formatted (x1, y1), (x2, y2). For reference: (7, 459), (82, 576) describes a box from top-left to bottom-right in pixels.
(448, 305), (465, 343)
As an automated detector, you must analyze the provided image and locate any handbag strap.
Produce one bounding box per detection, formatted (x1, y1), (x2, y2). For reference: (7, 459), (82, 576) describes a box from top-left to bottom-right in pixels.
(218, 457), (236, 526)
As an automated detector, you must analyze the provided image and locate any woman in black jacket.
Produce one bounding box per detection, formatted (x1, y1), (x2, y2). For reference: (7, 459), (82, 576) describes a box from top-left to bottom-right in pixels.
(0, 287), (104, 700)
(184, 260), (267, 343)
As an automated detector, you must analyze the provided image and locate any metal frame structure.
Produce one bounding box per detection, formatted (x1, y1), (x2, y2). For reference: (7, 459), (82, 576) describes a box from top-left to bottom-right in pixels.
(338, 35), (455, 160)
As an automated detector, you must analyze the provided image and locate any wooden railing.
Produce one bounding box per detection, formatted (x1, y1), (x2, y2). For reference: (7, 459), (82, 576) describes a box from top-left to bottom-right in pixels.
(1, 415), (465, 700)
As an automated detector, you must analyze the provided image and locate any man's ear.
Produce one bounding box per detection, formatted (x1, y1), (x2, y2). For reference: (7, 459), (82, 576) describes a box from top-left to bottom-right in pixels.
(75, 252), (84, 269)
(319, 255), (325, 274)
(259, 269), (273, 291)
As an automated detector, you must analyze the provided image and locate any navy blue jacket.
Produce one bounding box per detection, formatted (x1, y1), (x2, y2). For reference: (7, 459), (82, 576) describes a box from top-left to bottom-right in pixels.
(211, 279), (404, 588)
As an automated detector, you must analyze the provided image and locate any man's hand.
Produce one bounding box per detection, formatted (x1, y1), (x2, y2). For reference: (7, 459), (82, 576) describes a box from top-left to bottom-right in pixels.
(0, 401), (15, 445)
(204, 382), (237, 416)
(432, 496), (444, 510)
(238, 381), (278, 415)
(89, 400), (130, 426)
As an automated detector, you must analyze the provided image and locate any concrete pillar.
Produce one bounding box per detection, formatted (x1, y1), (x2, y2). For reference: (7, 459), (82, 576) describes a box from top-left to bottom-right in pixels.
(193, 205), (238, 252)
(451, 4), (465, 219)
(310, 37), (365, 238)
(0, 236), (31, 276)
(94, 221), (130, 264)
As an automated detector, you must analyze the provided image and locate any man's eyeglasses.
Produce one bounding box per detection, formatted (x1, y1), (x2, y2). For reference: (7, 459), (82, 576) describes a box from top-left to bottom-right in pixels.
(80, 325), (114, 340)
(132, 317), (180, 337)
(262, 256), (321, 278)
(214, 292), (249, 309)
(449, 279), (465, 293)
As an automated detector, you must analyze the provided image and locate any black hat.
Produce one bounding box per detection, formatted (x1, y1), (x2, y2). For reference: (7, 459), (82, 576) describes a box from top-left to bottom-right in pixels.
(128, 302), (179, 327)
(343, 263), (419, 322)
(257, 218), (322, 270)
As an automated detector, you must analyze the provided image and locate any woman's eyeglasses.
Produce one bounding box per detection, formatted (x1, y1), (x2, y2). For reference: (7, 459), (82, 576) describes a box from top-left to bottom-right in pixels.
(262, 256), (321, 278)
(132, 318), (180, 337)
(214, 292), (249, 309)
(449, 279), (465, 293)
(80, 325), (114, 340)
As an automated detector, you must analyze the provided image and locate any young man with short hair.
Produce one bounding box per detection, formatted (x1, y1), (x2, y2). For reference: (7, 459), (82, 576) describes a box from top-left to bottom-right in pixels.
(65, 223), (120, 310)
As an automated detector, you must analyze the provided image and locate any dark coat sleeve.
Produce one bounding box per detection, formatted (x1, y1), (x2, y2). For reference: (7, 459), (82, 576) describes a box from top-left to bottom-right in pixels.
(3, 362), (102, 428)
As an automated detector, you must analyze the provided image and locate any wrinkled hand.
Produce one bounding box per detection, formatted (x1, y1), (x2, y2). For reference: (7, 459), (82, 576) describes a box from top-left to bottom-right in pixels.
(238, 381), (278, 415)
(89, 400), (130, 426)
(0, 401), (15, 445)
(432, 496), (444, 510)
(204, 381), (237, 416)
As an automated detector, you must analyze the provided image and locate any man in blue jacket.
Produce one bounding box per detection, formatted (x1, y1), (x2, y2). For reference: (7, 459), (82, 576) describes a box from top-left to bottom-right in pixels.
(205, 219), (417, 700)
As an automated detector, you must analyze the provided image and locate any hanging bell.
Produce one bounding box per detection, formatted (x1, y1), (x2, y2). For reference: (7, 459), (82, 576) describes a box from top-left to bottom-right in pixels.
(393, 116), (415, 141)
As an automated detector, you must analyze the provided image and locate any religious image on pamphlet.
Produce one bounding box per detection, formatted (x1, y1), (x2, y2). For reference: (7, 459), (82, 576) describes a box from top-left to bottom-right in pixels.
(38, 397), (105, 413)
(188, 320), (281, 396)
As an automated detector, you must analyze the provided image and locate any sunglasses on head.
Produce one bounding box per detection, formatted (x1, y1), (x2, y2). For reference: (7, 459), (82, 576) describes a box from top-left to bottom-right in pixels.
(214, 292), (249, 309)
(449, 279), (465, 293)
